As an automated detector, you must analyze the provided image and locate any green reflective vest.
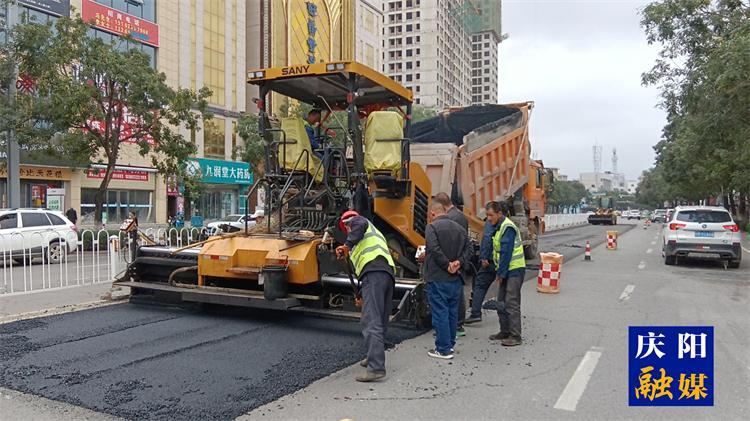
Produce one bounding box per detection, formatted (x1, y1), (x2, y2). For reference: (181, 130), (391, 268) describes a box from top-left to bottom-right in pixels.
(350, 220), (396, 277)
(492, 217), (526, 272)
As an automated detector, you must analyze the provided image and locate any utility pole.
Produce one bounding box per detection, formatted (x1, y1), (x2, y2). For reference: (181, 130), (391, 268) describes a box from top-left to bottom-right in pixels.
(4, 0), (20, 208)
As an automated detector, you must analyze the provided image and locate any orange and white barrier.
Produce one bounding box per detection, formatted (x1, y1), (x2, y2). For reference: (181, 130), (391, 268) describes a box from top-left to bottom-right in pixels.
(606, 230), (618, 250)
(537, 252), (563, 294)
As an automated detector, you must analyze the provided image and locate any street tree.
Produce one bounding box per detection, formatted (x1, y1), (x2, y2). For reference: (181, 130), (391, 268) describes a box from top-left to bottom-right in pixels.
(547, 180), (587, 213)
(641, 0), (750, 221)
(5, 14), (210, 224)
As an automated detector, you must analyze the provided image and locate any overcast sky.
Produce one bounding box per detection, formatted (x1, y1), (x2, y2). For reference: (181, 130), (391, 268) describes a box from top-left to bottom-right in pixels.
(498, 0), (666, 180)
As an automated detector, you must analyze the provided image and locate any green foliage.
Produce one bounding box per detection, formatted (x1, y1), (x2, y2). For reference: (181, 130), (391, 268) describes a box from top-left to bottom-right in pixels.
(547, 180), (588, 213)
(3, 15), (211, 223)
(412, 105), (437, 123)
(641, 0), (750, 219)
(235, 113), (265, 170)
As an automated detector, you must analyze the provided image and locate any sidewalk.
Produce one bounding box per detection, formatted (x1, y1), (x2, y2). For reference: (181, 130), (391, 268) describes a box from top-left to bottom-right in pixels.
(0, 282), (126, 324)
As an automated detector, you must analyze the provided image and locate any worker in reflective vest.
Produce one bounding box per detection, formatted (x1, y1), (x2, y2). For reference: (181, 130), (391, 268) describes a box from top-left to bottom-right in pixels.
(336, 210), (395, 382)
(486, 201), (526, 346)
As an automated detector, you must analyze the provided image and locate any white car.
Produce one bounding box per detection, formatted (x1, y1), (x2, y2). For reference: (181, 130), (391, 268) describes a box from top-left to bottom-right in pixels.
(204, 211), (261, 234)
(662, 206), (742, 268)
(0, 208), (78, 264)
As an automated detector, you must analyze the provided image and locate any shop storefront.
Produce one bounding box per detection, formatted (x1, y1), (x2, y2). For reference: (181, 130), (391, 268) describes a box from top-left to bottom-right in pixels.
(79, 165), (160, 225)
(0, 165), (72, 209)
(187, 158), (253, 220)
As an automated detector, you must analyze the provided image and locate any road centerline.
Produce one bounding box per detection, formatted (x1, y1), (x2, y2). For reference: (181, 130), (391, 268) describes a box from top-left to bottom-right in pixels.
(554, 347), (604, 411)
(646, 248), (653, 254)
(638, 261), (646, 269)
(619, 284), (636, 301)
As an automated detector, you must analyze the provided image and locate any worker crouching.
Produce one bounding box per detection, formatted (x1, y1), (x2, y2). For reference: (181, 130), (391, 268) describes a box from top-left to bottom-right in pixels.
(336, 210), (396, 382)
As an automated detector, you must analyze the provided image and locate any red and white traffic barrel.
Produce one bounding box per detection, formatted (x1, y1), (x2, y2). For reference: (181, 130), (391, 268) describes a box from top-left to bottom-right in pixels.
(537, 252), (563, 294)
(606, 231), (618, 250)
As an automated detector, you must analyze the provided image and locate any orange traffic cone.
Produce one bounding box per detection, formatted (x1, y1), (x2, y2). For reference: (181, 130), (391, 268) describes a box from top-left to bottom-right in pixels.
(583, 241), (592, 261)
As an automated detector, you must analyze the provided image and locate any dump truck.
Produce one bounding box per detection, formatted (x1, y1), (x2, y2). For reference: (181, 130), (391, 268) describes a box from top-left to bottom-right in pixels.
(410, 103), (547, 259)
(115, 61), (432, 327)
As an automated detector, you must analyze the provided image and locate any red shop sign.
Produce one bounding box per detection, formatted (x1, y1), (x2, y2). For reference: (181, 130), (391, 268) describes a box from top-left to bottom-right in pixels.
(82, 0), (159, 47)
(87, 169), (150, 182)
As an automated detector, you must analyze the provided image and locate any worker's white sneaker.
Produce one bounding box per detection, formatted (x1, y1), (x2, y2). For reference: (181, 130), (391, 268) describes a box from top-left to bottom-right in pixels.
(427, 349), (454, 360)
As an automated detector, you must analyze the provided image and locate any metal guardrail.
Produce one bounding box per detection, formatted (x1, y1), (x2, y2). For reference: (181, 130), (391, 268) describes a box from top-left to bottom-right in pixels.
(0, 227), (202, 296)
(544, 214), (589, 232)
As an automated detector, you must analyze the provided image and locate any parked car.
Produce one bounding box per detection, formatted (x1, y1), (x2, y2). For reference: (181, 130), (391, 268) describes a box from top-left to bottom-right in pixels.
(0, 208), (78, 264)
(652, 209), (667, 223)
(662, 206), (742, 268)
(204, 210), (262, 235)
(622, 209), (642, 220)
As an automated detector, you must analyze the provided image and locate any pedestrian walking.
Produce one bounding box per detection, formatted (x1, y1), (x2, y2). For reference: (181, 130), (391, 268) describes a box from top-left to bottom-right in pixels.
(336, 210), (395, 382)
(433, 192), (469, 337)
(486, 201), (526, 346)
(65, 207), (78, 225)
(423, 202), (472, 360)
(464, 214), (498, 325)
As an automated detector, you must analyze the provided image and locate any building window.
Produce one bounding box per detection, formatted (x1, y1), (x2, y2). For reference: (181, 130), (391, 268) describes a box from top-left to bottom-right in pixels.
(87, 28), (156, 68)
(406, 49), (412, 57)
(81, 188), (155, 224)
(97, 0), (156, 22)
(484, 59), (489, 65)
(406, 36), (413, 44)
(406, 62), (412, 69)
(406, 24), (412, 31)
(204, 118), (226, 159)
(203, 0), (226, 105)
(406, 74), (412, 82)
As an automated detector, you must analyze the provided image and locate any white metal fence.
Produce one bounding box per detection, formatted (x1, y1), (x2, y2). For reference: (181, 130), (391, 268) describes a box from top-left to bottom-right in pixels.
(0, 227), (202, 296)
(544, 213), (589, 232)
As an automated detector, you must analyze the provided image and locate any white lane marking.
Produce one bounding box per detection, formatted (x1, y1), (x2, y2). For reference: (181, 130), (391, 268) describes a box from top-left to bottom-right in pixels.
(638, 261), (646, 270)
(554, 347), (604, 411)
(742, 245), (750, 254)
(646, 248), (653, 254)
(650, 241), (656, 245)
(619, 284), (636, 301)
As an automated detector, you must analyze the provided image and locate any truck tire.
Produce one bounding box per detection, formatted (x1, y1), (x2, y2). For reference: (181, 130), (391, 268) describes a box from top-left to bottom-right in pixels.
(664, 254), (676, 266)
(728, 259), (740, 269)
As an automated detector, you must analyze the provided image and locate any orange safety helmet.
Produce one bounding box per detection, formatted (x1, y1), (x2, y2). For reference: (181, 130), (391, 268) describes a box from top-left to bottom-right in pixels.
(339, 210), (360, 232)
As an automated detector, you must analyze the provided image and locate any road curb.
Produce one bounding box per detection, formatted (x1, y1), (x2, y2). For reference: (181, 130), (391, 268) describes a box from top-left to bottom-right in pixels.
(0, 300), (125, 325)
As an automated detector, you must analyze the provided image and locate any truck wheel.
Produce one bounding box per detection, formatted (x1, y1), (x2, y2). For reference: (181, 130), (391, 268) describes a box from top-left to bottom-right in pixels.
(524, 239), (538, 260)
(728, 259), (740, 269)
(664, 254), (676, 266)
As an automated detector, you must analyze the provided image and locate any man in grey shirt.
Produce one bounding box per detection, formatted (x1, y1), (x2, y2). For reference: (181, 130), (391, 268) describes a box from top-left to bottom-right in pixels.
(433, 192), (469, 336)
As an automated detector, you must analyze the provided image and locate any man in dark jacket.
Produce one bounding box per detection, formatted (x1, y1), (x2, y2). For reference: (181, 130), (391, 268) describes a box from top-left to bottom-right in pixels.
(424, 202), (472, 359)
(433, 192), (468, 336)
(65, 208), (78, 225)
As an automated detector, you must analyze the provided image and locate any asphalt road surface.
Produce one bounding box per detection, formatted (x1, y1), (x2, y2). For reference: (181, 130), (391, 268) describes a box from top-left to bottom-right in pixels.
(4, 221), (745, 421)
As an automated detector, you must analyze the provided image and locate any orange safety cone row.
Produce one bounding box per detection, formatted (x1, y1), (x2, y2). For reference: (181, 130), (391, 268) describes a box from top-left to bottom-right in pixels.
(537, 252), (563, 294)
(583, 241), (592, 261)
(606, 230), (618, 250)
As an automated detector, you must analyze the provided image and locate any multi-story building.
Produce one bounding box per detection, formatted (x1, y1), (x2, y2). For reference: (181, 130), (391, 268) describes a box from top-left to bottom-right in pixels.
(356, 0), (383, 70)
(3, 0), (251, 224)
(382, 0), (473, 109)
(382, 0), (502, 109)
(470, 0), (501, 105)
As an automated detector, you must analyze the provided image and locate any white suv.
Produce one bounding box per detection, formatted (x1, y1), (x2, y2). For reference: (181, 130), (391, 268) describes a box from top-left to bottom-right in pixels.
(0, 208), (78, 264)
(662, 206), (742, 268)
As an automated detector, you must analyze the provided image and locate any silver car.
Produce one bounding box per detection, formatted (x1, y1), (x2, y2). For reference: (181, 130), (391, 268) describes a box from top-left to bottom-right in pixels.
(662, 206), (742, 268)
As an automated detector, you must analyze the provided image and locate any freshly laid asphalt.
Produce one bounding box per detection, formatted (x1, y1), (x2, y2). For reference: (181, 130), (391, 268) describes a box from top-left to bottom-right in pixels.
(0, 221), (634, 420)
(0, 305), (420, 420)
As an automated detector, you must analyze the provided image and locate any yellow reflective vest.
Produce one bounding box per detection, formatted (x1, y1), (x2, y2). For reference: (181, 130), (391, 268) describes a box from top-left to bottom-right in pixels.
(492, 217), (526, 272)
(350, 220), (396, 277)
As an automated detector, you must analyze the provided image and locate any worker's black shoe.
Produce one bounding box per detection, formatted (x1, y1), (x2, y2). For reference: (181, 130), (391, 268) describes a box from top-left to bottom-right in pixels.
(464, 315), (482, 325)
(489, 332), (511, 341)
(356, 370), (386, 382)
(501, 336), (522, 347)
(359, 358), (368, 368)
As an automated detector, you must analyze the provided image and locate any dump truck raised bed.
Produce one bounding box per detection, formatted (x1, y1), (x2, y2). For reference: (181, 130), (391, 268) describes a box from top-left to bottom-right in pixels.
(410, 102), (546, 259)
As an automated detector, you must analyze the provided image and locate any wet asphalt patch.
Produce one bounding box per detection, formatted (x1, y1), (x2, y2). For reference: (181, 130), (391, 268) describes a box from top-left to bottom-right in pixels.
(0, 303), (421, 420)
